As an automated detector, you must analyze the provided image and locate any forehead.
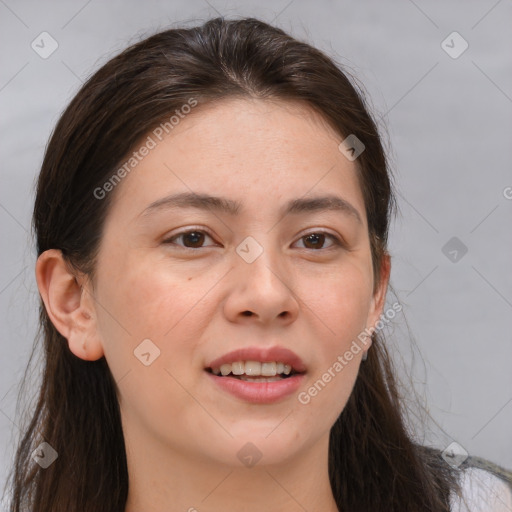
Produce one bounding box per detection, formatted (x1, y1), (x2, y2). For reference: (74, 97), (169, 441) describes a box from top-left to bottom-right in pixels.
(105, 97), (366, 226)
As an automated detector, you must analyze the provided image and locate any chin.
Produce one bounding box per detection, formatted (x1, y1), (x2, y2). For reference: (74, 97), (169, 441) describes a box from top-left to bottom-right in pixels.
(216, 429), (308, 467)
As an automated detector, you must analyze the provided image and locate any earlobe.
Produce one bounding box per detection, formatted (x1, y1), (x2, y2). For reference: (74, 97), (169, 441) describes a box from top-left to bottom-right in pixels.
(35, 249), (104, 361)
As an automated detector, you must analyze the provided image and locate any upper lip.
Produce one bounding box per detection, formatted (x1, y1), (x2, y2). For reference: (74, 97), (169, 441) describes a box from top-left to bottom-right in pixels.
(206, 346), (307, 373)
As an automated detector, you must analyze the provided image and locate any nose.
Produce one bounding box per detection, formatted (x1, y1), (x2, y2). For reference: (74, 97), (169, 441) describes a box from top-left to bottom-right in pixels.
(223, 244), (300, 326)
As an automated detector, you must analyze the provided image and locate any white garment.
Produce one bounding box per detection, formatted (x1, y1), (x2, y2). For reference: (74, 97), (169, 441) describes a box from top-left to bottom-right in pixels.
(450, 467), (512, 512)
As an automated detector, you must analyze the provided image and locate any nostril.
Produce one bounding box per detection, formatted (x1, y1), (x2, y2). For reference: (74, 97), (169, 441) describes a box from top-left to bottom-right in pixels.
(242, 311), (253, 316)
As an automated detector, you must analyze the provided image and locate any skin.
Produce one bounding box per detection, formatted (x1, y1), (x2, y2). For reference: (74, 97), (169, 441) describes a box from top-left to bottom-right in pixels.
(36, 97), (390, 511)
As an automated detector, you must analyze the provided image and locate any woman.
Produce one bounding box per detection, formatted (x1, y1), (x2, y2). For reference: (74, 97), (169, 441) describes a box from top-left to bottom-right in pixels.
(5, 16), (511, 511)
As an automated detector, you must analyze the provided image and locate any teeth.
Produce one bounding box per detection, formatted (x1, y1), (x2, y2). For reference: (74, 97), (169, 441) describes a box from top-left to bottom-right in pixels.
(231, 361), (244, 375)
(210, 361), (296, 377)
(244, 361), (261, 376)
(220, 364), (232, 376)
(261, 362), (276, 376)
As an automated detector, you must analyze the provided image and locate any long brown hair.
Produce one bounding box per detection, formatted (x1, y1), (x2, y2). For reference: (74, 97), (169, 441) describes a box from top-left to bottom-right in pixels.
(6, 17), (460, 511)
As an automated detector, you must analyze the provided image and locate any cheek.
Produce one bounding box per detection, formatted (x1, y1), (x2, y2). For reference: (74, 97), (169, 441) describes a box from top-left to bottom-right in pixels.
(294, 259), (372, 414)
(97, 252), (203, 339)
(95, 260), (210, 442)
(302, 257), (374, 340)
(95, 253), (222, 383)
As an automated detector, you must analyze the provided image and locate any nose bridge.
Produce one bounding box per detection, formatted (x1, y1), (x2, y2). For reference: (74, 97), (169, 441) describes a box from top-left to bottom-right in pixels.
(235, 233), (287, 289)
(225, 233), (299, 323)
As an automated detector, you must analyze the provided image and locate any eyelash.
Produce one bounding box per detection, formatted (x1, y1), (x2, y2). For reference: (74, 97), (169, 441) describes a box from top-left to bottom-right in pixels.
(162, 228), (345, 251)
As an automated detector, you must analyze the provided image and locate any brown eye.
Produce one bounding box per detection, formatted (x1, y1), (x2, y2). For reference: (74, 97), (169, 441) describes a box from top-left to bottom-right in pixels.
(163, 230), (216, 249)
(304, 233), (326, 249)
(181, 231), (206, 248)
(295, 232), (341, 250)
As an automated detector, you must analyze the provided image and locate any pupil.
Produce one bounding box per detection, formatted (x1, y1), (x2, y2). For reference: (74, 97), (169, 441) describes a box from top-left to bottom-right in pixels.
(184, 231), (204, 248)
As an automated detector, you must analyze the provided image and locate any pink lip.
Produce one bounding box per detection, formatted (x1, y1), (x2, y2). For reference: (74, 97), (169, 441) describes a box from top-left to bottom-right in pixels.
(206, 346), (307, 373)
(205, 371), (306, 404)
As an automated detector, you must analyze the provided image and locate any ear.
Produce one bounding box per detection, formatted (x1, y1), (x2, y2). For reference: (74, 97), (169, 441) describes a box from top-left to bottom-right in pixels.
(35, 249), (104, 361)
(364, 252), (391, 349)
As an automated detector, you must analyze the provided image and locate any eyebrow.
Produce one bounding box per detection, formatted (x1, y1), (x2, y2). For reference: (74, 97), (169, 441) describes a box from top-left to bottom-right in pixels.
(138, 192), (363, 224)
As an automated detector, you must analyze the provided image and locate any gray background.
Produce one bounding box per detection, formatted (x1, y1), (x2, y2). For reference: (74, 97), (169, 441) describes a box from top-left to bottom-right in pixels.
(1, 0), (511, 494)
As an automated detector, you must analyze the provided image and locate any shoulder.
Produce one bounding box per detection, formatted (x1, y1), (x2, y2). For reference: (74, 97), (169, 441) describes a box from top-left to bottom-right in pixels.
(450, 466), (512, 512)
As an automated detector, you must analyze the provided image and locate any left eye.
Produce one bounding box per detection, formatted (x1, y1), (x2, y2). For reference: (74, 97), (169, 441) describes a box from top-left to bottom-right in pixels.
(293, 232), (341, 250)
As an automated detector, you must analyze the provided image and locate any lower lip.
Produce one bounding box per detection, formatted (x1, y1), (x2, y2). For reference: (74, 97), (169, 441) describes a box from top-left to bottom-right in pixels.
(205, 371), (305, 404)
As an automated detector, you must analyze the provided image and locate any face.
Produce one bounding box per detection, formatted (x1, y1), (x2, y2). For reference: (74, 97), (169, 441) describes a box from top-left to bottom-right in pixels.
(83, 98), (388, 468)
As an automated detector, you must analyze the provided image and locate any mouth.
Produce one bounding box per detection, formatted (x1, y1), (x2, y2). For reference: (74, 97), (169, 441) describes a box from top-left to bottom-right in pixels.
(204, 347), (307, 404)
